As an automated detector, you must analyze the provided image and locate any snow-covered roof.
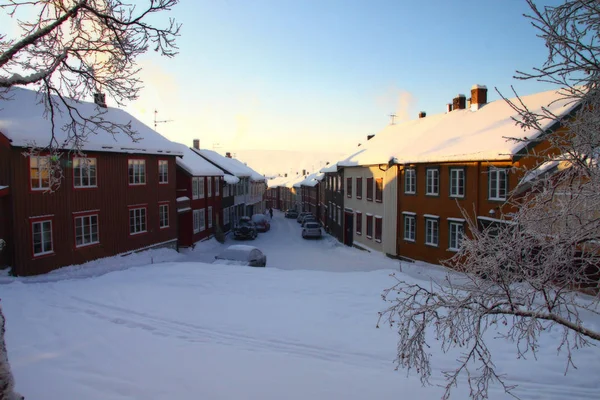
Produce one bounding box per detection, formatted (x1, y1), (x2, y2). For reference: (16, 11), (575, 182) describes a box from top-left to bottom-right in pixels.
(337, 89), (579, 167)
(268, 174), (304, 189)
(224, 174), (240, 184)
(320, 163), (339, 173)
(176, 196), (190, 202)
(192, 149), (251, 178)
(300, 172), (324, 187)
(0, 87), (182, 156)
(176, 145), (224, 177)
(227, 157), (265, 182)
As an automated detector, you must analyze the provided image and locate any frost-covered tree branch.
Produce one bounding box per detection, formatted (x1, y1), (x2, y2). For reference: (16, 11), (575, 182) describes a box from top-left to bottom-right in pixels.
(381, 1), (600, 399)
(0, 0), (180, 191)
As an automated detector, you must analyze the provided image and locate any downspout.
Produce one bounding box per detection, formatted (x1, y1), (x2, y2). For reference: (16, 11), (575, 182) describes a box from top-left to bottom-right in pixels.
(475, 161), (481, 220)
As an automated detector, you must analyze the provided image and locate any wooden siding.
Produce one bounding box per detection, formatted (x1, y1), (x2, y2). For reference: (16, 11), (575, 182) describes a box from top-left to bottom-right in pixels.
(8, 149), (178, 276)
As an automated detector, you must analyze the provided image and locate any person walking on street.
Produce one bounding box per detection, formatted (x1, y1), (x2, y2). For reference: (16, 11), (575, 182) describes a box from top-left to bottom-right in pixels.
(269, 207), (273, 219)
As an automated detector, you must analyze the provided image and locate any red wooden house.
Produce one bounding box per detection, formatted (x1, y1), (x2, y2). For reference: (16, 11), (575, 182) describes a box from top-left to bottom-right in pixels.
(175, 143), (224, 247)
(0, 87), (183, 276)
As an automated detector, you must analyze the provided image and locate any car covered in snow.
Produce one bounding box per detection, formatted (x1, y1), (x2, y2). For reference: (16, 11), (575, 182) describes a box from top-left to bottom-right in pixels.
(296, 212), (311, 223)
(251, 214), (271, 232)
(284, 209), (299, 219)
(301, 215), (319, 226)
(302, 222), (322, 239)
(213, 245), (267, 267)
(233, 217), (258, 240)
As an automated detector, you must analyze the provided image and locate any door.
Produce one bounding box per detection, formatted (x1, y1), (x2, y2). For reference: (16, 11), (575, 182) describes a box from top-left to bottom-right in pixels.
(344, 211), (353, 247)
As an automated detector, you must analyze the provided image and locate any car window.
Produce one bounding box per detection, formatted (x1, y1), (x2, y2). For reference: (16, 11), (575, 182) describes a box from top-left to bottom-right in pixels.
(217, 249), (250, 261)
(305, 223), (320, 229)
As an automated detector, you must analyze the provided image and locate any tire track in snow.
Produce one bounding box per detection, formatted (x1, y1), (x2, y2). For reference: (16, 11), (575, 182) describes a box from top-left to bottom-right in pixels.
(52, 295), (391, 370)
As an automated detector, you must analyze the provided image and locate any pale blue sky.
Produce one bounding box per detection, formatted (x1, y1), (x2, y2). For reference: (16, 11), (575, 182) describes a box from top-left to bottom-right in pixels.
(6, 1), (564, 154)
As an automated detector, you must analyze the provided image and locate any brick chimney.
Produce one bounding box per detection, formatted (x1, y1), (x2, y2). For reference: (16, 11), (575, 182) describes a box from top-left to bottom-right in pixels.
(225, 152), (232, 158)
(470, 84), (488, 110)
(418, 111), (426, 119)
(302, 169), (306, 175)
(452, 94), (466, 110)
(193, 139), (200, 149)
(93, 93), (107, 108)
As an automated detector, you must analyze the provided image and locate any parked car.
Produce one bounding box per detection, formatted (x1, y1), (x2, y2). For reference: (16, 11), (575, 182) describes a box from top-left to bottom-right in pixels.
(285, 209), (299, 219)
(296, 212), (311, 223)
(301, 215), (318, 226)
(252, 214), (271, 232)
(302, 222), (322, 239)
(213, 245), (267, 267)
(233, 218), (258, 240)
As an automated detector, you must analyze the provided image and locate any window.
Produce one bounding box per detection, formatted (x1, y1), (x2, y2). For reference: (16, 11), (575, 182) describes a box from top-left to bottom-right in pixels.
(32, 219), (53, 256)
(223, 207), (230, 225)
(405, 168), (416, 194)
(192, 178), (199, 200)
(199, 208), (206, 231)
(425, 218), (439, 246)
(75, 214), (99, 247)
(208, 206), (213, 228)
(30, 156), (50, 190)
(356, 177), (362, 199)
(73, 157), (97, 188)
(375, 178), (383, 202)
(449, 221), (465, 251)
(128, 159), (146, 185)
(366, 177), (374, 201)
(346, 177), (352, 198)
(450, 168), (465, 198)
(426, 168), (439, 195)
(375, 217), (382, 242)
(159, 204), (169, 228)
(356, 212), (362, 235)
(337, 206), (341, 225)
(129, 207), (147, 235)
(198, 177), (205, 198)
(215, 177), (220, 196)
(193, 209), (201, 233)
(366, 215), (373, 239)
(404, 215), (416, 242)
(489, 168), (508, 201)
(207, 177), (212, 197)
(157, 160), (168, 184)
(329, 202), (333, 220)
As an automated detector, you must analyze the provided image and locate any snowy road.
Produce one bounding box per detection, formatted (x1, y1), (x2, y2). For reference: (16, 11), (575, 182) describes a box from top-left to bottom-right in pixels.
(2, 210), (600, 399)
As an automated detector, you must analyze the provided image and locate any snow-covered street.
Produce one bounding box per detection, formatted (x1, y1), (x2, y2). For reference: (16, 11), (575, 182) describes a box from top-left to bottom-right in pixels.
(2, 210), (599, 399)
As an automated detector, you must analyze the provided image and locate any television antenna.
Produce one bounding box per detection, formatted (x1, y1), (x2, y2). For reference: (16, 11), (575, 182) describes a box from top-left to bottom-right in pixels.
(389, 113), (397, 125)
(154, 110), (173, 130)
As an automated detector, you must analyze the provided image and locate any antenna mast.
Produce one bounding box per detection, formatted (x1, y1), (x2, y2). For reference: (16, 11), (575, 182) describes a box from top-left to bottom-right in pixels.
(154, 110), (173, 131)
(389, 113), (397, 125)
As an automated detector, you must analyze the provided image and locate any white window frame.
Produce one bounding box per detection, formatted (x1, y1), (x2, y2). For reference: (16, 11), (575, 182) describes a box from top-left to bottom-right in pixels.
(30, 155), (50, 190)
(193, 209), (201, 233)
(75, 214), (99, 247)
(192, 177), (199, 200)
(32, 219), (53, 256)
(199, 208), (206, 231)
(199, 177), (205, 199)
(375, 216), (383, 243)
(448, 221), (464, 251)
(404, 215), (416, 242)
(426, 168), (439, 196)
(425, 218), (439, 247)
(208, 206), (213, 228)
(159, 204), (169, 228)
(158, 160), (169, 184)
(355, 212), (362, 235)
(215, 177), (220, 196)
(73, 157), (97, 188)
(207, 177), (212, 197)
(128, 159), (146, 185)
(223, 207), (230, 225)
(405, 168), (416, 194)
(129, 207), (147, 235)
(489, 168), (508, 201)
(449, 168), (465, 198)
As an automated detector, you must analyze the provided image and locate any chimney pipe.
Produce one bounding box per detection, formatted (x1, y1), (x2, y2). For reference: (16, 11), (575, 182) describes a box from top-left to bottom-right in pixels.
(452, 94), (466, 111)
(285, 173), (288, 177)
(367, 134), (375, 141)
(302, 169), (306, 176)
(446, 103), (453, 113)
(470, 84), (488, 110)
(193, 139), (200, 150)
(225, 152), (232, 158)
(418, 111), (426, 119)
(93, 93), (107, 108)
